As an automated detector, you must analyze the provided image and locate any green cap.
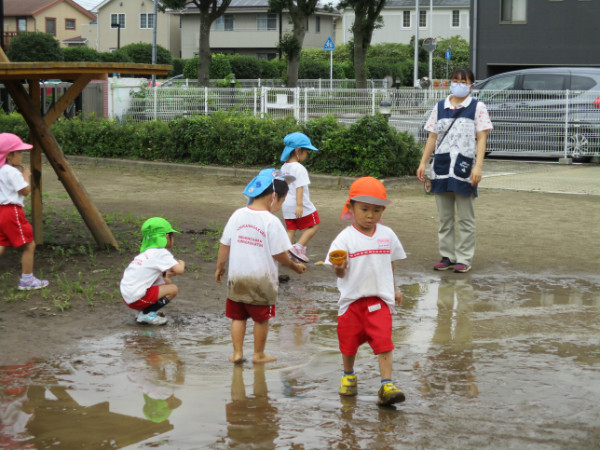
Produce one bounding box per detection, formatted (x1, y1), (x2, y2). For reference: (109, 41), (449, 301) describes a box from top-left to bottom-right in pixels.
(140, 217), (179, 252)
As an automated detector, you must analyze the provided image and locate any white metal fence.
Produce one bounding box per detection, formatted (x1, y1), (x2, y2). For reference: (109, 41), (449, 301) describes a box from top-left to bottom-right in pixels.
(125, 86), (600, 159)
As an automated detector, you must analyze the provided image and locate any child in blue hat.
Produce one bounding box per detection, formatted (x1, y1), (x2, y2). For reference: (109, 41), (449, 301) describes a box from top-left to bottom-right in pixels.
(216, 168), (306, 364)
(120, 217), (186, 325)
(280, 132), (320, 263)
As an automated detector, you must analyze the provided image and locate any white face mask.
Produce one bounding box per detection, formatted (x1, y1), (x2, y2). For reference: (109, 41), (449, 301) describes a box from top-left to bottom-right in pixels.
(450, 82), (472, 98)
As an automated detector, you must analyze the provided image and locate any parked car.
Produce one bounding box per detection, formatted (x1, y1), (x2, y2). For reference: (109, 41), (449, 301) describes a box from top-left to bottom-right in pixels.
(473, 67), (600, 160)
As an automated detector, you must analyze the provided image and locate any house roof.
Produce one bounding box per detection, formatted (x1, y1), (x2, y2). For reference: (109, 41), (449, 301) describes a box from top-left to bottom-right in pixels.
(72, 0), (101, 11)
(4, 0), (96, 20)
(63, 35), (87, 43)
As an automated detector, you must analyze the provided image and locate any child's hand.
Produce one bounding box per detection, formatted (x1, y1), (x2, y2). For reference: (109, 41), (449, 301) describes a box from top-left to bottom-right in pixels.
(215, 268), (225, 284)
(22, 167), (31, 179)
(295, 205), (303, 218)
(395, 289), (403, 305)
(293, 262), (306, 274)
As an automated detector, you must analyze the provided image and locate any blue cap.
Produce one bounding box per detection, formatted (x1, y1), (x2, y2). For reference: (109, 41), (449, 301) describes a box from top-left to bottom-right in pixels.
(243, 168), (296, 200)
(280, 132), (319, 162)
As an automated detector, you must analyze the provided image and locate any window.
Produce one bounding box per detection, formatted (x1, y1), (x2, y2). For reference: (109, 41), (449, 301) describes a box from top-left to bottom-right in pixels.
(522, 74), (565, 90)
(257, 13), (276, 31)
(257, 52), (276, 60)
(65, 18), (76, 30)
(140, 13), (155, 29)
(419, 10), (427, 28)
(45, 18), (56, 36)
(216, 14), (234, 31)
(402, 11), (410, 28)
(452, 10), (460, 27)
(501, 0), (527, 23)
(316, 16), (320, 33)
(111, 13), (125, 28)
(571, 76), (597, 91)
(17, 18), (27, 32)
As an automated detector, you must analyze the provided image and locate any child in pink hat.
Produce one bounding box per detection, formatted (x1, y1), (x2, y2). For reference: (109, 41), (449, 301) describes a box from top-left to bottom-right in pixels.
(0, 133), (49, 290)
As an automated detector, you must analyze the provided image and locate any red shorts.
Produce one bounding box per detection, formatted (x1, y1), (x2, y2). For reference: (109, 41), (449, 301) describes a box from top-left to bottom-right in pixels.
(0, 204), (34, 248)
(226, 298), (275, 322)
(337, 297), (394, 356)
(285, 211), (320, 231)
(125, 285), (159, 311)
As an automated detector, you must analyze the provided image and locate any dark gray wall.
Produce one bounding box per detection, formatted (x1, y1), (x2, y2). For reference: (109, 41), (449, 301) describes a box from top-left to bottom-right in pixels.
(470, 0), (600, 79)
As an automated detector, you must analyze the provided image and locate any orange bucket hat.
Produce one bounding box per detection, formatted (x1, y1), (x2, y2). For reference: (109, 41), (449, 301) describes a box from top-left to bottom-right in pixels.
(341, 176), (390, 220)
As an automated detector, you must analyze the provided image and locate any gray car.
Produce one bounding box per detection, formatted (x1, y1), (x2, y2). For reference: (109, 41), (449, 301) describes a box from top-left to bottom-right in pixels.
(473, 67), (600, 161)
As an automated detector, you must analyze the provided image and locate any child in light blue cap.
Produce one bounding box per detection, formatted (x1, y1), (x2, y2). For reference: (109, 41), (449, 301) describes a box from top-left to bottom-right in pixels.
(280, 132), (320, 263)
(216, 168), (306, 364)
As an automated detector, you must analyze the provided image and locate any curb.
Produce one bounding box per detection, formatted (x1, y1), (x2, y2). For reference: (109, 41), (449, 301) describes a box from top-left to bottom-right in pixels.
(63, 155), (419, 190)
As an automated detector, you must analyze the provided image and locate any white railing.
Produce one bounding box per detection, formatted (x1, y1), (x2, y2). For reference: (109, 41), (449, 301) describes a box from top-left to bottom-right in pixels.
(124, 87), (600, 159)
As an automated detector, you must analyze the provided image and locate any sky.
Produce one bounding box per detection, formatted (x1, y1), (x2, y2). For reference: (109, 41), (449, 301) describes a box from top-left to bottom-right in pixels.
(72, 0), (102, 11)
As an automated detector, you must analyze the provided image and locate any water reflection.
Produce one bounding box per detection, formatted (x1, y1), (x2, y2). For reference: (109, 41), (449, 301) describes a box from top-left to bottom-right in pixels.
(414, 276), (479, 398)
(123, 332), (185, 424)
(225, 364), (279, 448)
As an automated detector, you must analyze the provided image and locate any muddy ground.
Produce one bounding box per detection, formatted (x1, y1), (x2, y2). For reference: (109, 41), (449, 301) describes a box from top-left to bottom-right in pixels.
(1, 160), (599, 364)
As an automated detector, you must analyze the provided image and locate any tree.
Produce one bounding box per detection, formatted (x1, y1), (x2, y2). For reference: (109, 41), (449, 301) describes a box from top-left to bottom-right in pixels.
(337, 0), (386, 88)
(6, 32), (64, 62)
(269, 0), (320, 87)
(160, 0), (232, 86)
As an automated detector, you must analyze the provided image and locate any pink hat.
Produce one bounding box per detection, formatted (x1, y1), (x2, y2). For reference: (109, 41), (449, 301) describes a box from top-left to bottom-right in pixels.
(0, 133), (33, 167)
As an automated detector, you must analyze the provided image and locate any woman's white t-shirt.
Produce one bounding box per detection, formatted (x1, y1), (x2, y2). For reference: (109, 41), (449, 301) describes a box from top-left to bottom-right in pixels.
(280, 162), (317, 220)
(326, 224), (406, 316)
(220, 207), (291, 305)
(0, 165), (28, 206)
(120, 248), (178, 304)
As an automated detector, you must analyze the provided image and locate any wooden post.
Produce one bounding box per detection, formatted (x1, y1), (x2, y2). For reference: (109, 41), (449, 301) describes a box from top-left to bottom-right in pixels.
(28, 78), (44, 244)
(5, 80), (119, 249)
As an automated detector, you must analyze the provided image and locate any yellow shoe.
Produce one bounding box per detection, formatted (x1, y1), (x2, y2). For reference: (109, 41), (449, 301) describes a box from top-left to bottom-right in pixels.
(377, 382), (405, 406)
(339, 374), (358, 396)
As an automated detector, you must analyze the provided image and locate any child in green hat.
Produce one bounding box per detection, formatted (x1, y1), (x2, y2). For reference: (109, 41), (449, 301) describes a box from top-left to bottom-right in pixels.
(120, 217), (186, 325)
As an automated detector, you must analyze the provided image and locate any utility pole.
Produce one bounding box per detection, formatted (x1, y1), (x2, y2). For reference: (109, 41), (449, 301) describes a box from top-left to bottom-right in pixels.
(151, 0), (158, 87)
(413, 0), (419, 87)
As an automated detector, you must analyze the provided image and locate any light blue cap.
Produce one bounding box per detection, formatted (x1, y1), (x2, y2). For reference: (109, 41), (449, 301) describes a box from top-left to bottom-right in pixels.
(280, 132), (319, 162)
(243, 168), (296, 200)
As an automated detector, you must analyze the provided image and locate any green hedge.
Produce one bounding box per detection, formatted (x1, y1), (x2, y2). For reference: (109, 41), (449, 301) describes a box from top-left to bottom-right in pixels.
(0, 112), (420, 178)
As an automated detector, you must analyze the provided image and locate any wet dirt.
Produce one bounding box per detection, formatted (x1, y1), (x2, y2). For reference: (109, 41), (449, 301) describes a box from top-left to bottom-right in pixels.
(1, 161), (599, 448)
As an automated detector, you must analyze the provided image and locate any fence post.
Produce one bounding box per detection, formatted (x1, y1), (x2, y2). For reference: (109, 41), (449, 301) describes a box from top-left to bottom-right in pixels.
(563, 89), (570, 161)
(304, 88), (308, 123)
(372, 88), (376, 116)
(253, 87), (257, 116)
(204, 86), (208, 115)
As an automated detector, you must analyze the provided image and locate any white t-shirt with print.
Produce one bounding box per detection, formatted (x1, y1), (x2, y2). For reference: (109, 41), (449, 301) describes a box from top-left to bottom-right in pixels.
(326, 224), (406, 316)
(120, 248), (178, 304)
(0, 165), (28, 206)
(220, 207), (292, 305)
(280, 161), (317, 220)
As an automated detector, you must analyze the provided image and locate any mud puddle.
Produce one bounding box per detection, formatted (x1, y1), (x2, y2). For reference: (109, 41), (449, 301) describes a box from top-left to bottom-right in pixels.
(1, 277), (599, 449)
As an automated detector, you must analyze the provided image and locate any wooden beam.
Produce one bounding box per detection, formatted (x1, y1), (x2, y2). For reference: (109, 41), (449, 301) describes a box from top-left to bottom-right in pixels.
(0, 46), (8, 63)
(28, 79), (44, 244)
(4, 80), (119, 249)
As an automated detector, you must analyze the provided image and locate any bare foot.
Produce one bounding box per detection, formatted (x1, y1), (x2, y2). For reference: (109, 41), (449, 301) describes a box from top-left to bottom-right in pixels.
(229, 355), (246, 364)
(253, 354), (277, 364)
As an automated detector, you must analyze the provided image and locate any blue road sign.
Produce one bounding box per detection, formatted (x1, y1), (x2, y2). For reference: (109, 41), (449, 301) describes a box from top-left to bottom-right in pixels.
(323, 37), (335, 51)
(446, 49), (451, 60)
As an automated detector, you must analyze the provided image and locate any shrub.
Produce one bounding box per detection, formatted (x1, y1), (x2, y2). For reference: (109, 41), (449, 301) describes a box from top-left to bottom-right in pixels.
(229, 55), (261, 79)
(99, 50), (131, 63)
(209, 54), (232, 79)
(63, 47), (102, 62)
(7, 32), (63, 62)
(169, 58), (186, 77)
(260, 59), (285, 79)
(183, 56), (199, 79)
(118, 43), (172, 65)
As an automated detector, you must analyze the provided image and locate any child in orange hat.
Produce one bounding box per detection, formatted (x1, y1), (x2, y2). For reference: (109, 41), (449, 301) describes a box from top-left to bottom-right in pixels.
(325, 176), (406, 407)
(0, 133), (48, 291)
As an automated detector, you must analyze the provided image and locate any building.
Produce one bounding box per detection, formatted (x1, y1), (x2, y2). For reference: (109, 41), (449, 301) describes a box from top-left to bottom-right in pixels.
(336, 0), (470, 46)
(470, 0), (600, 79)
(83, 0), (181, 57)
(178, 0), (340, 60)
(2, 0), (97, 49)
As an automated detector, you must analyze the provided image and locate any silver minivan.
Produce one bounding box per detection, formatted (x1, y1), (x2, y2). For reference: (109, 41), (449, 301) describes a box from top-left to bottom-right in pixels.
(473, 67), (600, 160)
